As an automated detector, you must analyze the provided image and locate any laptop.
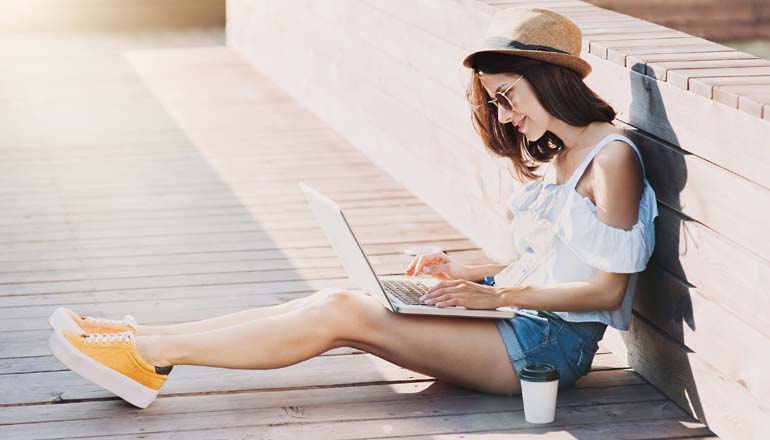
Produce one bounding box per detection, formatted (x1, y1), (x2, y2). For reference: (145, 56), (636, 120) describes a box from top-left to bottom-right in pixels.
(299, 182), (517, 319)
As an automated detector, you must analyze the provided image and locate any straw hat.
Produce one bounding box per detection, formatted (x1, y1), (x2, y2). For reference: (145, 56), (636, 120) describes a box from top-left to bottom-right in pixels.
(462, 7), (591, 78)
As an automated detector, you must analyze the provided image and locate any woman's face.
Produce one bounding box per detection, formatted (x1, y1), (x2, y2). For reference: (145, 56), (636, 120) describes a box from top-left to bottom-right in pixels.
(479, 72), (550, 141)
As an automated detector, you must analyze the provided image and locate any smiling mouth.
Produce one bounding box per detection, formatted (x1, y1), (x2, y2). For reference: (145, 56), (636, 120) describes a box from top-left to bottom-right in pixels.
(516, 116), (526, 131)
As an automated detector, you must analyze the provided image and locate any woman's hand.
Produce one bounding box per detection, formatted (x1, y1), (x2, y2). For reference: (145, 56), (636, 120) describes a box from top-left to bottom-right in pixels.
(404, 251), (471, 280)
(419, 279), (504, 310)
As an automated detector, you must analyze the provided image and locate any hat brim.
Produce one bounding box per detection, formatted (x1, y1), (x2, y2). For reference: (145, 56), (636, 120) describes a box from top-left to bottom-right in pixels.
(462, 49), (592, 79)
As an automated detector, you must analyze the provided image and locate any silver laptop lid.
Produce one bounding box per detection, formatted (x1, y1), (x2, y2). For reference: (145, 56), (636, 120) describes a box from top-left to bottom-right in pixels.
(299, 182), (395, 312)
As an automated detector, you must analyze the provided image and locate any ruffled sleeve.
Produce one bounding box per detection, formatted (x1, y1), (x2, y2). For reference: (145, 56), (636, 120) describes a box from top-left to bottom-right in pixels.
(505, 180), (562, 257)
(553, 182), (659, 273)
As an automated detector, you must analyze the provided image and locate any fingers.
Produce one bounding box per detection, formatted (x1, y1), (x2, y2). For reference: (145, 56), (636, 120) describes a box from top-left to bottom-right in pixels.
(421, 283), (465, 303)
(435, 297), (463, 307)
(421, 291), (462, 307)
(405, 253), (429, 276)
(425, 279), (464, 294)
(404, 255), (418, 275)
(413, 255), (428, 275)
(405, 251), (445, 276)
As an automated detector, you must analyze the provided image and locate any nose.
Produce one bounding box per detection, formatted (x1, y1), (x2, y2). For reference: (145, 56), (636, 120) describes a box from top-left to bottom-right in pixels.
(497, 106), (515, 124)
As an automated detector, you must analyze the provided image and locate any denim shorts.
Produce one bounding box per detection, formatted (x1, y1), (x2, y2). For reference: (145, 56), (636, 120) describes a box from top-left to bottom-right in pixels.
(495, 310), (607, 389)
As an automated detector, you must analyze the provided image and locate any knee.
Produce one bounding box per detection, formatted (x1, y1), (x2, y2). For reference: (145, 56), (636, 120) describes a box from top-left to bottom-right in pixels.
(307, 288), (383, 342)
(312, 288), (373, 317)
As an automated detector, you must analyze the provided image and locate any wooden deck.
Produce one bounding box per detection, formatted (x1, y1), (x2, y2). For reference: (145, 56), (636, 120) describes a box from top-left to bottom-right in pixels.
(0, 30), (717, 439)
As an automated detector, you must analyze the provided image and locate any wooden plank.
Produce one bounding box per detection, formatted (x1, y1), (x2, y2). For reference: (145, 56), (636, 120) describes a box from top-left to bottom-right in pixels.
(0, 203), (438, 231)
(0, 212), (445, 241)
(668, 66), (770, 90)
(0, 243), (477, 277)
(589, 37), (707, 59)
(0, 218), (453, 248)
(581, 23), (667, 33)
(687, 75), (770, 99)
(648, 59), (770, 83)
(0, 238), (477, 278)
(601, 312), (770, 439)
(357, 0), (494, 52)
(737, 92), (770, 117)
(0, 190), (415, 213)
(0, 251), (456, 287)
(49, 400), (696, 440)
(0, 179), (405, 203)
(0, 241), (462, 276)
(0, 226), (447, 257)
(625, 51), (757, 75)
(634, 264), (770, 405)
(584, 31), (689, 45)
(0, 211), (445, 241)
(0, 381), (685, 439)
(606, 44), (734, 67)
(712, 84), (770, 108)
(0, 381), (462, 424)
(651, 206), (770, 340)
(0, 378), (645, 426)
(0, 229), (462, 263)
(572, 16), (651, 25)
(376, 420), (713, 440)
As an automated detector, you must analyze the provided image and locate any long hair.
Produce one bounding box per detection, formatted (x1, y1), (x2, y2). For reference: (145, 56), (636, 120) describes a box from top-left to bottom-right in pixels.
(465, 52), (616, 181)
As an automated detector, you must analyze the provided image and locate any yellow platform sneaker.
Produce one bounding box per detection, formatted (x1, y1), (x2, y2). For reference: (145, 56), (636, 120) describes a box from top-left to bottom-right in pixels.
(48, 329), (172, 408)
(48, 307), (138, 335)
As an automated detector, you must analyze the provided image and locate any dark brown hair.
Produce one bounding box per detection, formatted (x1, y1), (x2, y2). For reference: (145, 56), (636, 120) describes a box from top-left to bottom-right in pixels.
(465, 52), (616, 181)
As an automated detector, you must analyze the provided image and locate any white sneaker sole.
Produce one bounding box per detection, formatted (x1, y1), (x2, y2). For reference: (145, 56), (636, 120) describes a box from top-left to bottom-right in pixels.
(47, 329), (159, 408)
(48, 307), (85, 334)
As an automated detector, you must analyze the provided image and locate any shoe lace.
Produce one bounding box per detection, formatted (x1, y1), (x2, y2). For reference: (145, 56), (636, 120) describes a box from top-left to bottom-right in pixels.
(84, 331), (134, 345)
(83, 315), (136, 327)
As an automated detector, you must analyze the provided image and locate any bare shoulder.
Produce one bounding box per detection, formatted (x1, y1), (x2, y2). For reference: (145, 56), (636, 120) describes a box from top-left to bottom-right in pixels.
(593, 138), (642, 179)
(591, 131), (644, 229)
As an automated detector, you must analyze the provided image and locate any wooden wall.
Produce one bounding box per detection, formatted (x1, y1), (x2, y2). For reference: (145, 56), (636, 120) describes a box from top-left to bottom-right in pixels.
(227, 0), (519, 263)
(227, 1), (770, 438)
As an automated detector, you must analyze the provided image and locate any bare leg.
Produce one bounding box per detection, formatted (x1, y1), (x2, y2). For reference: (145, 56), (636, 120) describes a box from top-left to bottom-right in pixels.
(135, 288), (345, 336)
(135, 289), (520, 396)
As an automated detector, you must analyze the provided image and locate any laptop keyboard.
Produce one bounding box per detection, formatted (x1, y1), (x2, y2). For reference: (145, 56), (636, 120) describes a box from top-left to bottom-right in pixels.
(381, 279), (431, 305)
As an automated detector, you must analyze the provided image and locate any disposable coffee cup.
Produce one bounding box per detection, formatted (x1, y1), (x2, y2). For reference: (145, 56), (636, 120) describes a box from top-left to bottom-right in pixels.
(519, 363), (560, 423)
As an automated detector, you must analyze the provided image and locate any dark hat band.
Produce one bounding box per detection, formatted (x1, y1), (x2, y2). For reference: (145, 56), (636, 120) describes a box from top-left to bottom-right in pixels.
(484, 36), (570, 55)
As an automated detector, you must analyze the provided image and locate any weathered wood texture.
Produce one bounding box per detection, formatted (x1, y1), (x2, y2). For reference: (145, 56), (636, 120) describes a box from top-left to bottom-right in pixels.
(228, 1), (767, 439)
(0, 27), (711, 439)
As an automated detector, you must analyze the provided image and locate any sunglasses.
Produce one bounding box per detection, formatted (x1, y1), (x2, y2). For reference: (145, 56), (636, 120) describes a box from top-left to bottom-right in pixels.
(487, 75), (524, 111)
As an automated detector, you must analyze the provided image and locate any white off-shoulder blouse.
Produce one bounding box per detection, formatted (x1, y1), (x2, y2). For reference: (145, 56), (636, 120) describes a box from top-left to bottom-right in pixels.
(494, 133), (659, 330)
